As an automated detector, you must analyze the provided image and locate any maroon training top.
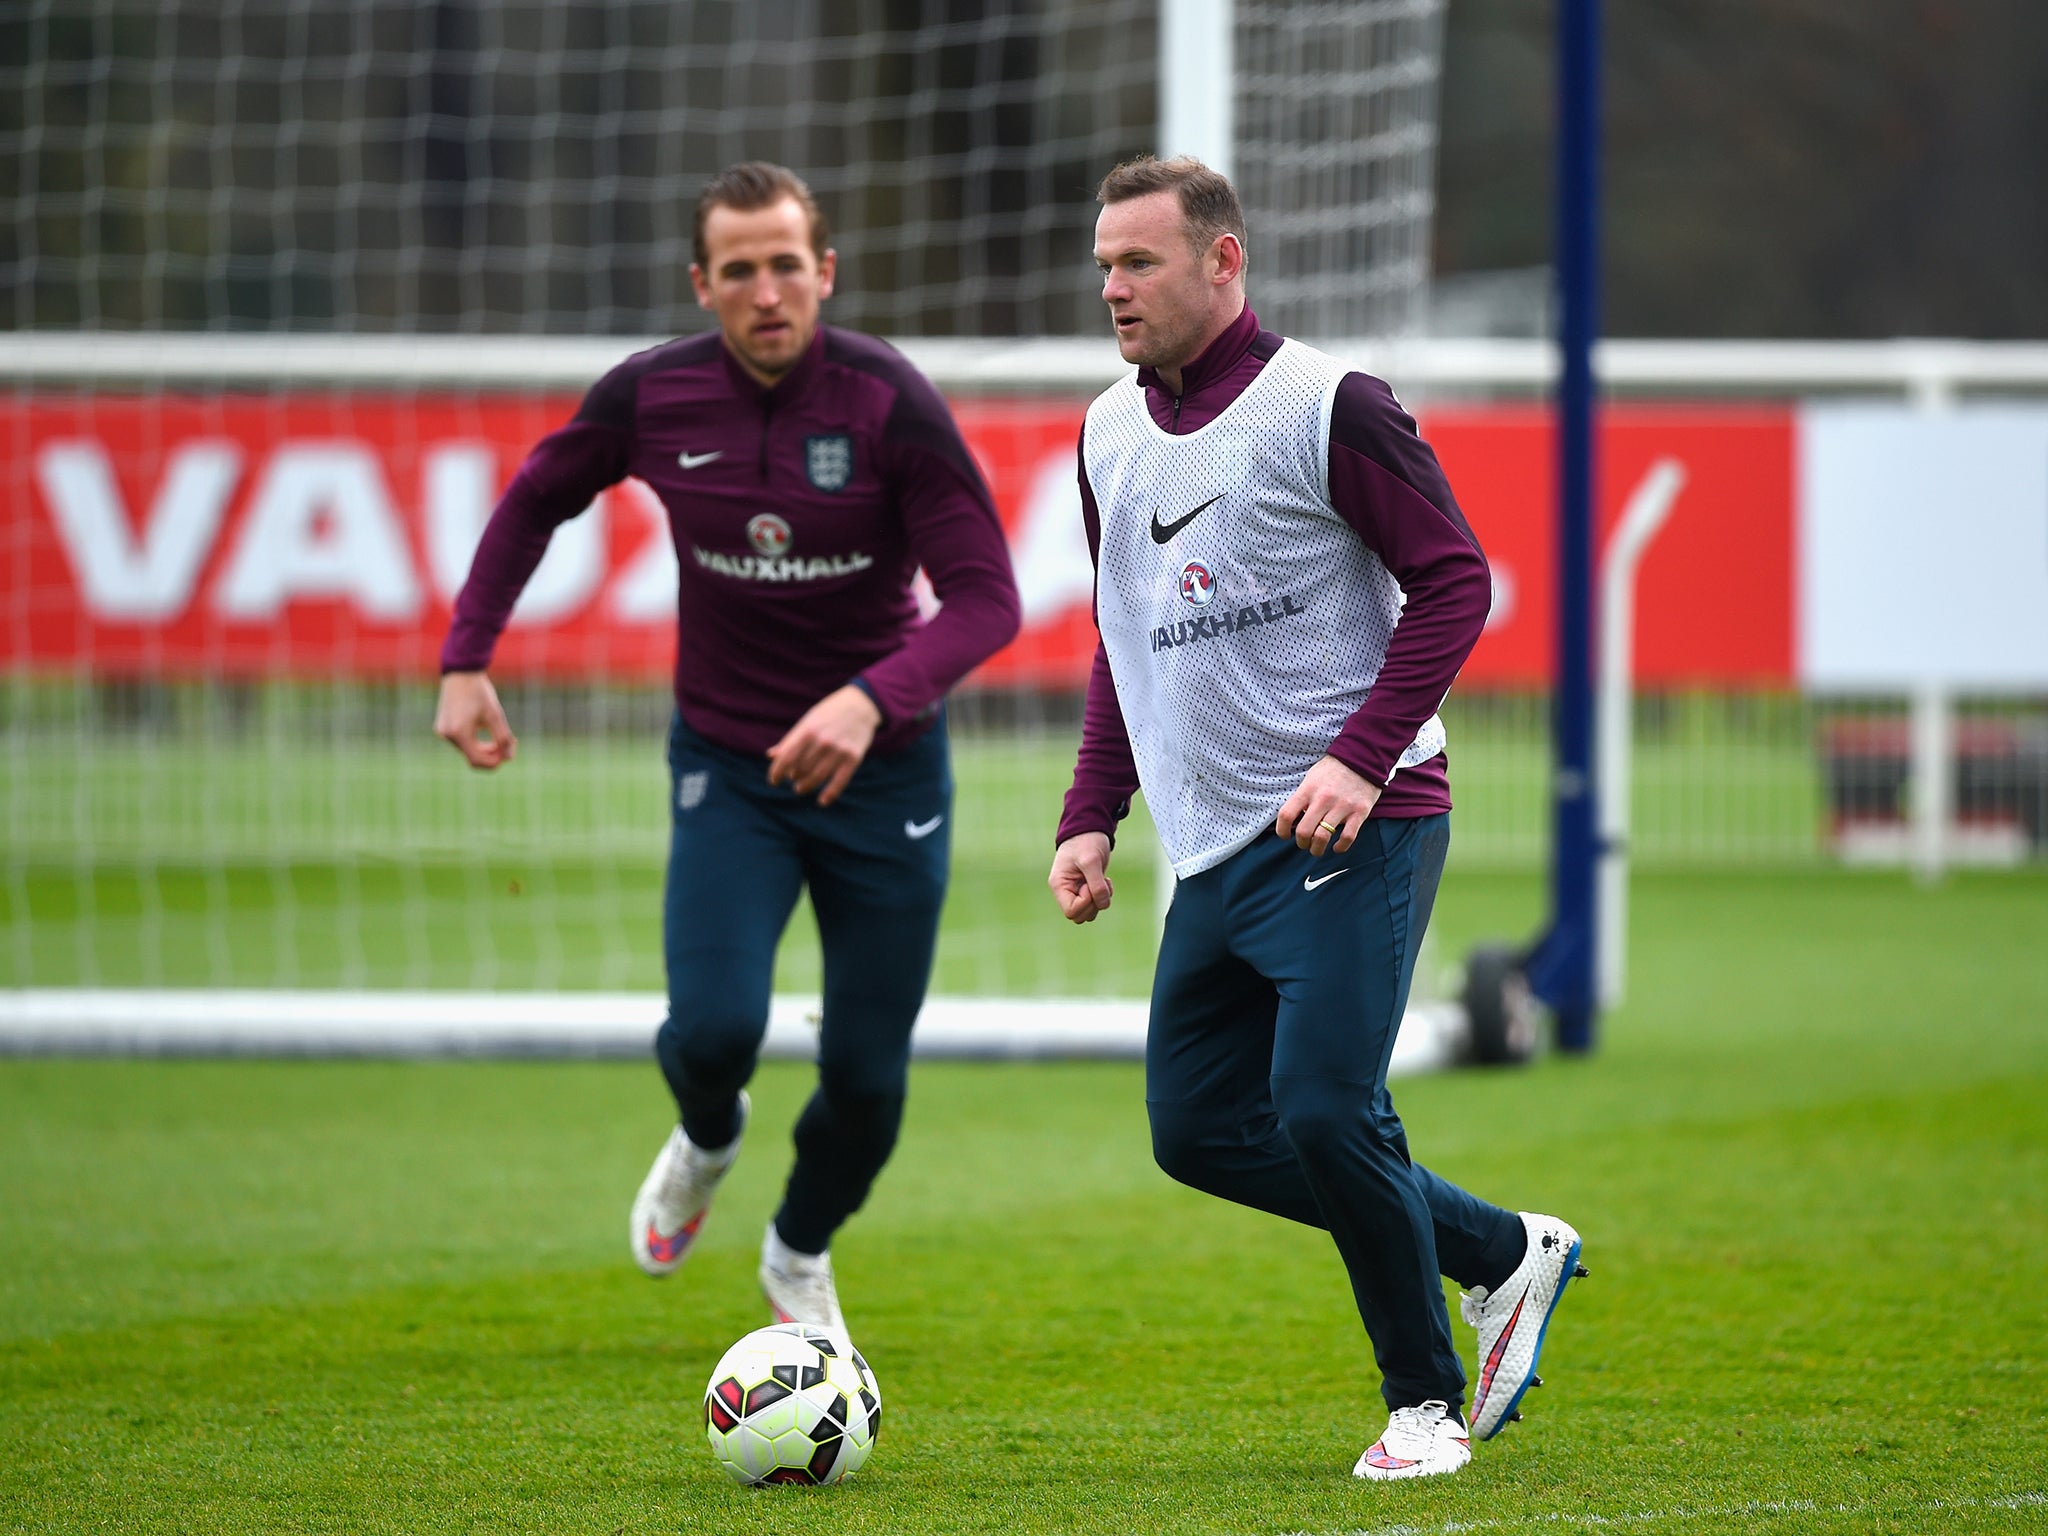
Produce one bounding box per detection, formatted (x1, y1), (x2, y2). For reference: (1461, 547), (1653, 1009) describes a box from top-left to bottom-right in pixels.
(1056, 308), (1493, 845)
(442, 326), (1021, 757)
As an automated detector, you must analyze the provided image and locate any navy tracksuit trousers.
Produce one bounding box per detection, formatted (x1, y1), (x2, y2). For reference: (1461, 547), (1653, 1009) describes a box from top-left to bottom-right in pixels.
(1145, 813), (1526, 1413)
(653, 713), (951, 1256)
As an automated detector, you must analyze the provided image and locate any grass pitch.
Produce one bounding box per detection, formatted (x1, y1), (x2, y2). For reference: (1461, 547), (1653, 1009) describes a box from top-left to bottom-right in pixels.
(4, 867), (2046, 1534)
(2, 689), (1839, 993)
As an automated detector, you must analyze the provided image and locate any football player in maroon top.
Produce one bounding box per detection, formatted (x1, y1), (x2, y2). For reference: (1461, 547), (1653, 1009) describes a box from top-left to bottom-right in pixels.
(437, 163), (1020, 1334)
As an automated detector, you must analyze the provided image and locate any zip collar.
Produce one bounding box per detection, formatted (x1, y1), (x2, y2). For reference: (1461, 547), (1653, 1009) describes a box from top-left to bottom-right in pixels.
(1135, 304), (1261, 406)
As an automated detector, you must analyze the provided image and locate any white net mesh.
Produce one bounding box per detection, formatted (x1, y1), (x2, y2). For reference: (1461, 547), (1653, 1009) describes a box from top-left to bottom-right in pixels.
(1234, 0), (1445, 344)
(6, 0), (1158, 338)
(5, 0), (1457, 340)
(1, 0), (1473, 998)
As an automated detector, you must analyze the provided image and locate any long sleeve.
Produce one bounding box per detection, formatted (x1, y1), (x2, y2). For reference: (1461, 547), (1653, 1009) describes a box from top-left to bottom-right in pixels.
(1056, 446), (1142, 845)
(855, 371), (1021, 722)
(1322, 372), (1493, 786)
(439, 368), (636, 673)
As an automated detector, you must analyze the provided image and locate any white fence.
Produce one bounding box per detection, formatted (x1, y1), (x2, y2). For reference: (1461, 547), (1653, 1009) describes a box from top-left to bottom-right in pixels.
(4, 336), (2044, 1045)
(12, 333), (2048, 397)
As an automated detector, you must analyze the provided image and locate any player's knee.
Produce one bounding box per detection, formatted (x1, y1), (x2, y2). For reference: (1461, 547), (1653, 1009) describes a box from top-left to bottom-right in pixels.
(1147, 1099), (1226, 1191)
(816, 1050), (912, 1106)
(1270, 1075), (1380, 1164)
(820, 1068), (905, 1130)
(657, 998), (766, 1081)
(799, 1081), (904, 1165)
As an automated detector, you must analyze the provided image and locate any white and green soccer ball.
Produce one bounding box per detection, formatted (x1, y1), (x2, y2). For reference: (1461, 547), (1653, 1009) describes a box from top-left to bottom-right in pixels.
(702, 1323), (881, 1486)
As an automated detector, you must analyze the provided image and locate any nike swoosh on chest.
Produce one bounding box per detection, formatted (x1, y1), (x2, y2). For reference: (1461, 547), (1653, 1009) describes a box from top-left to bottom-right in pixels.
(1150, 494), (1225, 544)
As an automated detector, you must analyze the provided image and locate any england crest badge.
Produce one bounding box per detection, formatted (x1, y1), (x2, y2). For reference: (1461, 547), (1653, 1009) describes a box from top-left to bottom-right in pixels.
(804, 434), (854, 492)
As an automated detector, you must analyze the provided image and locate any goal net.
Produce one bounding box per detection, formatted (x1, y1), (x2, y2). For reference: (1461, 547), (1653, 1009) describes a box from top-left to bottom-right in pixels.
(2, 1), (1451, 1024)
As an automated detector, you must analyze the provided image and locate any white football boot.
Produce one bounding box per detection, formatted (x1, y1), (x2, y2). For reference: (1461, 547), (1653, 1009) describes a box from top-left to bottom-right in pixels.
(628, 1091), (748, 1277)
(1353, 1400), (1471, 1481)
(759, 1221), (847, 1332)
(1463, 1211), (1587, 1440)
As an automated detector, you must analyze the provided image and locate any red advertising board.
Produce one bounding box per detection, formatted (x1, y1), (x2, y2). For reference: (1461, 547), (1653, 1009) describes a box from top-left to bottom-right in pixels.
(1434, 405), (1795, 686)
(3, 393), (1795, 689)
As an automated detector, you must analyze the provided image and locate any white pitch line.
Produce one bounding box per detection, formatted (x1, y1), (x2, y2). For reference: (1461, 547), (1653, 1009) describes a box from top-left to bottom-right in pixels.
(1277, 1489), (2045, 1536)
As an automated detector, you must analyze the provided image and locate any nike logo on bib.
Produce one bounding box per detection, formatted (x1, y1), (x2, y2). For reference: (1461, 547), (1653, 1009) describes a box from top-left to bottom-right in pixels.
(1304, 868), (1350, 892)
(1150, 494), (1223, 544)
(904, 815), (945, 840)
(677, 449), (723, 469)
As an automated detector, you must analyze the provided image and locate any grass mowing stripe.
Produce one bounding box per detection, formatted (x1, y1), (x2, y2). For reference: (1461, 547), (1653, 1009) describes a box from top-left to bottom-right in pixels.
(0, 703), (1827, 865)
(0, 853), (1167, 994)
(3, 700), (1845, 990)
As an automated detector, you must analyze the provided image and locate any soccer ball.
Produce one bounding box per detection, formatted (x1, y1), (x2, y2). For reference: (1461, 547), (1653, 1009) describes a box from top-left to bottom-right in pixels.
(702, 1323), (881, 1486)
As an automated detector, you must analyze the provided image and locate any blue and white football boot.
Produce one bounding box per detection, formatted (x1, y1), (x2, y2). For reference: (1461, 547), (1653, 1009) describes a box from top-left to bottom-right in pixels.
(1463, 1211), (1587, 1439)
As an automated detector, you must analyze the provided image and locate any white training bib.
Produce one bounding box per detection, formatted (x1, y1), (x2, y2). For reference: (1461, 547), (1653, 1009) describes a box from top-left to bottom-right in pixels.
(1085, 339), (1444, 878)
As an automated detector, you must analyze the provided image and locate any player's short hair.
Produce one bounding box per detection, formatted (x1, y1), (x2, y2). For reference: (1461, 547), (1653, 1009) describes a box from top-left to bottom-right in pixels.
(1097, 155), (1247, 270)
(693, 162), (830, 269)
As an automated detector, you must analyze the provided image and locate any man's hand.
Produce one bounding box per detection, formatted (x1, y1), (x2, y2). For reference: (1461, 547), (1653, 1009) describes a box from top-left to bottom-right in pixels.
(435, 670), (518, 770)
(766, 684), (883, 807)
(1275, 754), (1382, 855)
(1048, 832), (1115, 924)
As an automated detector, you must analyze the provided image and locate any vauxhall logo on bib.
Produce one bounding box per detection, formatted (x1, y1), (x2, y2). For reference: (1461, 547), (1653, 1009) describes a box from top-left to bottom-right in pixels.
(804, 435), (854, 492)
(1153, 561), (1309, 653)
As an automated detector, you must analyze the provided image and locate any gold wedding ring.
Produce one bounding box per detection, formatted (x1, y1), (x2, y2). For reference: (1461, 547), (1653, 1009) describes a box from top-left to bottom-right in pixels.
(1318, 819), (1341, 833)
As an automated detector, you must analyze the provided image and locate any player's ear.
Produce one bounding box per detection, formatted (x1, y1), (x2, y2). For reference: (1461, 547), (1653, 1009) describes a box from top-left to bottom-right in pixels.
(817, 248), (837, 302)
(689, 263), (713, 311)
(1211, 232), (1245, 287)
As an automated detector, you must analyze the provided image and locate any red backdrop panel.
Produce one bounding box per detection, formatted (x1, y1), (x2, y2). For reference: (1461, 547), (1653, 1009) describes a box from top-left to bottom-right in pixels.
(1431, 405), (1795, 687)
(4, 394), (1793, 688)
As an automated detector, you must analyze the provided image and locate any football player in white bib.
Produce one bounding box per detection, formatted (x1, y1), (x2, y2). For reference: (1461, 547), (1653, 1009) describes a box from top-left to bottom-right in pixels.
(1047, 156), (1586, 1481)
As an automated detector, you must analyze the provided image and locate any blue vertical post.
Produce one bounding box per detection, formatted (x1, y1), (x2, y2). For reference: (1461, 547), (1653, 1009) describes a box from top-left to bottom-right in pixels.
(1524, 0), (1602, 1051)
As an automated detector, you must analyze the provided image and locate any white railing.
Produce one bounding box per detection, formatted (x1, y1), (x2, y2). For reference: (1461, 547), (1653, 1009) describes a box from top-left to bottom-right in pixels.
(9, 333), (2048, 398)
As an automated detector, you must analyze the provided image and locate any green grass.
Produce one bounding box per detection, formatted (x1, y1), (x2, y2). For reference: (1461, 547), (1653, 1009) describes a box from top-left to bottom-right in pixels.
(0, 691), (1863, 992)
(0, 733), (1169, 995)
(5, 867), (2046, 1533)
(0, 851), (1165, 997)
(0, 694), (1833, 867)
